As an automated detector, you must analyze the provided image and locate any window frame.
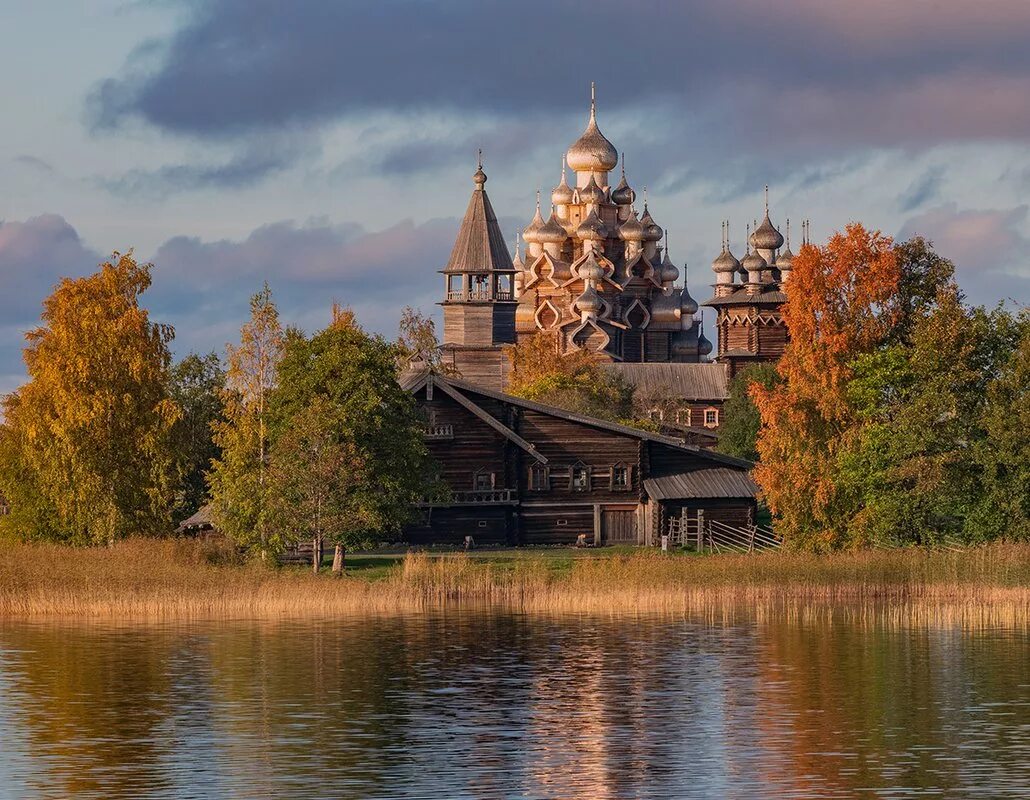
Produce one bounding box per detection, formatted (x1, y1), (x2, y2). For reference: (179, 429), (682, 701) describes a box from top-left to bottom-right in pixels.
(703, 407), (719, 428)
(610, 462), (632, 491)
(569, 462), (591, 492)
(472, 469), (495, 491)
(528, 464), (549, 492)
(676, 408), (692, 427)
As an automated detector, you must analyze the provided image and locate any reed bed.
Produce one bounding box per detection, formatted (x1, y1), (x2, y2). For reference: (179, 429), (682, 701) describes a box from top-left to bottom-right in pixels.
(0, 538), (1027, 622)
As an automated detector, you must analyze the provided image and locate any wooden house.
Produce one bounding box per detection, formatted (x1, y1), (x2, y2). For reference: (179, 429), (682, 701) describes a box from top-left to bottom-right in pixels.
(402, 372), (758, 546)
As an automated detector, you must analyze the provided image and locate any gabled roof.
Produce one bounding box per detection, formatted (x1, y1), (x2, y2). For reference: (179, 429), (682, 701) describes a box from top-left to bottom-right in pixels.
(404, 370), (753, 470)
(444, 180), (515, 274)
(603, 363), (729, 401)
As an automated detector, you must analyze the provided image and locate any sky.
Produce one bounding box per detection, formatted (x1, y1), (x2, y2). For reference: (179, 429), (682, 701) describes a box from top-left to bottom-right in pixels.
(1, 0), (1028, 393)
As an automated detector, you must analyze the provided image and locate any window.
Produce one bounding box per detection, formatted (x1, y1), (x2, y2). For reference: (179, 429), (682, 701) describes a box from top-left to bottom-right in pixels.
(529, 464), (549, 491)
(704, 407), (719, 428)
(676, 408), (692, 427)
(473, 470), (494, 491)
(647, 408), (664, 423)
(496, 274), (512, 298)
(611, 463), (630, 490)
(447, 274), (463, 294)
(570, 463), (590, 492)
(470, 274), (490, 299)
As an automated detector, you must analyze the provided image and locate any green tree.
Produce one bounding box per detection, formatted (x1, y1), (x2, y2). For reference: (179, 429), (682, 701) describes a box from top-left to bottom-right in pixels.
(0, 252), (178, 544)
(266, 311), (441, 561)
(267, 396), (359, 571)
(169, 353), (225, 523)
(716, 363), (779, 462)
(208, 284), (284, 553)
(507, 331), (637, 423)
(841, 288), (1021, 546)
(967, 310), (1029, 541)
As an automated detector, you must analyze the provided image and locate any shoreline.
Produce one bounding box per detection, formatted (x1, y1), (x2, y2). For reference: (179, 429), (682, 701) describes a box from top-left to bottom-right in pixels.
(1, 540), (1027, 622)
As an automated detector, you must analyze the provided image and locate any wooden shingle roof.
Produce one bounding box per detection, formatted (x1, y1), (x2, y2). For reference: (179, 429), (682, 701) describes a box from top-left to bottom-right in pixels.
(604, 362), (730, 401)
(443, 174), (514, 274)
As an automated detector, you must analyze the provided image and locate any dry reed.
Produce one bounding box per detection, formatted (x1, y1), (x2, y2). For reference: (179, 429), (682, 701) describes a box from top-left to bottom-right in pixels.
(0, 539), (1026, 623)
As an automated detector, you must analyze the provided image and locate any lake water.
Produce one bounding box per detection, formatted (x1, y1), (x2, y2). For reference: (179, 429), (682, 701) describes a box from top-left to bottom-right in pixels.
(0, 609), (1027, 799)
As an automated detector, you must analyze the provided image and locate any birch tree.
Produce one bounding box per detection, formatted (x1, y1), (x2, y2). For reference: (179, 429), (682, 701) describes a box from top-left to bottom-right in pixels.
(208, 284), (284, 552)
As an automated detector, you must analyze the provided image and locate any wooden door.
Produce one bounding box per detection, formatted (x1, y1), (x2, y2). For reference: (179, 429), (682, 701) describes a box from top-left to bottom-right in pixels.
(602, 509), (637, 544)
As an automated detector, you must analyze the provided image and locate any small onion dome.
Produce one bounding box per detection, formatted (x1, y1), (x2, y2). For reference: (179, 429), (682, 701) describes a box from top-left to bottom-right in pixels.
(640, 206), (663, 242)
(742, 249), (767, 277)
(578, 173), (606, 206)
(776, 245), (795, 272)
(698, 327), (713, 357)
(566, 97), (619, 173)
(577, 252), (606, 283)
(660, 251), (680, 284)
(712, 248), (740, 274)
(551, 169), (574, 206)
(538, 210), (568, 244)
(472, 165), (487, 188)
(751, 214), (784, 250)
(523, 203), (545, 244)
(574, 284), (603, 316)
(680, 283), (698, 316)
(618, 210), (645, 242)
(577, 207), (608, 241)
(611, 174), (635, 206)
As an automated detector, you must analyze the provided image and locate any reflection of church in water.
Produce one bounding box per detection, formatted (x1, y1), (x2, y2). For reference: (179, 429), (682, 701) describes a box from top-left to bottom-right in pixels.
(439, 86), (804, 428)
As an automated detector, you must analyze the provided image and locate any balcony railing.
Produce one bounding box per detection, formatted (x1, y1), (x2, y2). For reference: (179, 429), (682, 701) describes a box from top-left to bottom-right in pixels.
(417, 489), (517, 507)
(424, 424), (454, 440)
(451, 489), (517, 504)
(445, 290), (512, 302)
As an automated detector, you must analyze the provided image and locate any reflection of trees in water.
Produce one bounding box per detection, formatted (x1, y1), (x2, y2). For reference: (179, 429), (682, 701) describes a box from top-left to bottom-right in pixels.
(750, 608), (1028, 796)
(0, 611), (1025, 798)
(0, 624), (178, 799)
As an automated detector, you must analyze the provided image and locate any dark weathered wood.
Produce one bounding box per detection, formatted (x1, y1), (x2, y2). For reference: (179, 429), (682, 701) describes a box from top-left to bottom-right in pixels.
(403, 376), (757, 546)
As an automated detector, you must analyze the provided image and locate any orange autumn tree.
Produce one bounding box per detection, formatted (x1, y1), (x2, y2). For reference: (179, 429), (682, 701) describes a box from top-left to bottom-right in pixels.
(752, 224), (900, 550)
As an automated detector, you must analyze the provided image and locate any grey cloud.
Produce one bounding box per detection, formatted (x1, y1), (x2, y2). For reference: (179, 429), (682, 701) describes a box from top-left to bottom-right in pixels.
(899, 167), (946, 212)
(90, 0), (1030, 151)
(13, 155), (55, 174)
(98, 135), (317, 196)
(0, 215), (103, 392)
(897, 203), (1030, 308)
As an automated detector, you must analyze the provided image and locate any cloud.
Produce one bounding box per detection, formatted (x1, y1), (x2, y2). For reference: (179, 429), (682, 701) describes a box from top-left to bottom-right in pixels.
(99, 134), (317, 196)
(90, 0), (1030, 154)
(899, 167), (946, 212)
(0, 211), (479, 392)
(0, 215), (103, 393)
(146, 215), (470, 357)
(13, 155), (55, 174)
(898, 203), (1030, 307)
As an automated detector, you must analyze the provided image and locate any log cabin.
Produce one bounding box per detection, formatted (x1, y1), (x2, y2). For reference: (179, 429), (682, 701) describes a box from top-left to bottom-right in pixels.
(402, 371), (758, 546)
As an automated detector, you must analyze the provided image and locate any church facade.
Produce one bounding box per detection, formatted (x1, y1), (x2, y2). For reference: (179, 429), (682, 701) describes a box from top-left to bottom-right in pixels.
(439, 86), (802, 424)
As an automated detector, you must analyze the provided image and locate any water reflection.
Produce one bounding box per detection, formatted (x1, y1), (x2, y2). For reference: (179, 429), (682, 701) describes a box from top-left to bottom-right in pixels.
(0, 609), (1026, 799)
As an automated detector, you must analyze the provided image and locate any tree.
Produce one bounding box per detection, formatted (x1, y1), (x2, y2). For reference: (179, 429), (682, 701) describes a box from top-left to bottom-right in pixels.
(0, 252), (178, 544)
(840, 287), (1015, 546)
(396, 306), (453, 374)
(716, 363), (780, 462)
(169, 353), (225, 523)
(506, 331), (637, 423)
(266, 311), (442, 562)
(208, 284), (284, 553)
(752, 224), (900, 550)
(267, 397), (360, 572)
(969, 311), (1030, 541)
